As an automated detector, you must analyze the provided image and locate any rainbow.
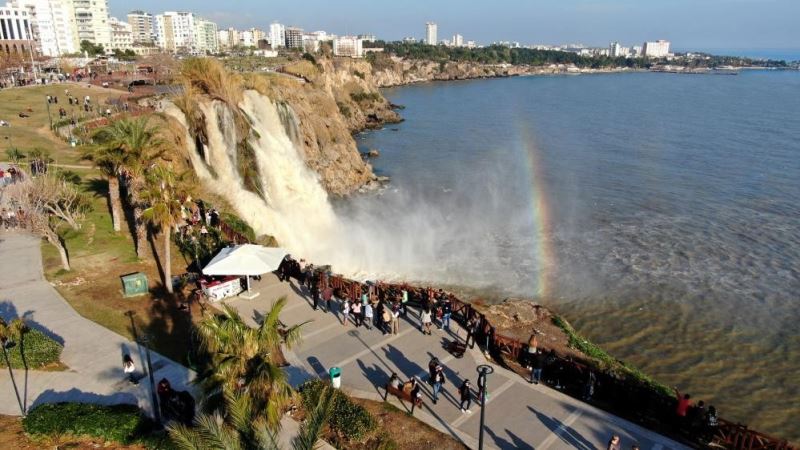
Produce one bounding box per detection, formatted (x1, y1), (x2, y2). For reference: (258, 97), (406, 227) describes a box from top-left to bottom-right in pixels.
(518, 125), (556, 299)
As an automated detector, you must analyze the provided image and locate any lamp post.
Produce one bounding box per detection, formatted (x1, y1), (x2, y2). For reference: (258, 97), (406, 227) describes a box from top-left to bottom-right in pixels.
(139, 334), (162, 425)
(476, 364), (494, 450)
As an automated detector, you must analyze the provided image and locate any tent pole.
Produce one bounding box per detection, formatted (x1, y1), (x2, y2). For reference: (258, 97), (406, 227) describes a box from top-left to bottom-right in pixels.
(247, 275), (251, 293)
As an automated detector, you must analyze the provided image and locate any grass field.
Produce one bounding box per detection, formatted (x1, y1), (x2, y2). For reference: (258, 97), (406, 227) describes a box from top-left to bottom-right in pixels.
(0, 83), (124, 165)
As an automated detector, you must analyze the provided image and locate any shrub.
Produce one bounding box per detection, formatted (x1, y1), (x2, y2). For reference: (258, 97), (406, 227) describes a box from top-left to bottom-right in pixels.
(551, 315), (672, 397)
(349, 91), (381, 104)
(0, 328), (63, 369)
(299, 379), (376, 442)
(23, 403), (150, 444)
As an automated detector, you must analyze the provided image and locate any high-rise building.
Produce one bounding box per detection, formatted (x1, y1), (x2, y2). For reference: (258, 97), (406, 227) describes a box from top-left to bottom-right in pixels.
(127, 10), (154, 44)
(609, 41), (622, 57)
(451, 33), (463, 47)
(333, 35), (363, 58)
(269, 22), (284, 49)
(425, 21), (437, 45)
(642, 39), (670, 58)
(285, 26), (303, 49)
(218, 27), (238, 49)
(71, 0), (112, 49)
(12, 0), (78, 56)
(0, 2), (37, 55)
(155, 11), (195, 53)
(108, 16), (132, 51)
(194, 17), (218, 54)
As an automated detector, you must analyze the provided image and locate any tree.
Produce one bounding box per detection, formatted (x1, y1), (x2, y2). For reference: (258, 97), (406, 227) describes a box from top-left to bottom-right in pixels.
(92, 116), (163, 259)
(141, 165), (190, 294)
(0, 318), (28, 415)
(168, 386), (334, 450)
(195, 300), (306, 427)
(6, 172), (89, 271)
(84, 133), (128, 232)
(80, 40), (105, 57)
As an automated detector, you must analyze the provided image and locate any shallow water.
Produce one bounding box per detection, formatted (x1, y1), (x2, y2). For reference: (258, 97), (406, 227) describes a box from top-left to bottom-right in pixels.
(355, 71), (800, 440)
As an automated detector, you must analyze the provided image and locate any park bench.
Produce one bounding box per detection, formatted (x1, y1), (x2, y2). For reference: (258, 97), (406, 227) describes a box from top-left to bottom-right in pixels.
(383, 383), (423, 414)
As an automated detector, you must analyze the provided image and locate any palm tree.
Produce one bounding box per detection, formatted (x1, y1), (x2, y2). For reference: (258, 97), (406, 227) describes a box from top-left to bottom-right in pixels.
(81, 142), (126, 232)
(0, 318), (28, 415)
(141, 165), (189, 294)
(168, 386), (335, 450)
(92, 116), (163, 259)
(195, 299), (307, 427)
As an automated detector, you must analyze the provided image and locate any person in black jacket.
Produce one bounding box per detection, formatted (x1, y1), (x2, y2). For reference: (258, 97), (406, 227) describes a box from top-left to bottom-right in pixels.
(459, 379), (473, 413)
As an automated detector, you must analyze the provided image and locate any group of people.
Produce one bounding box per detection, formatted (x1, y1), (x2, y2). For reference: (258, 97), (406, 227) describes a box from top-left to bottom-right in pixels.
(0, 165), (22, 187)
(0, 207), (26, 231)
(673, 387), (719, 442)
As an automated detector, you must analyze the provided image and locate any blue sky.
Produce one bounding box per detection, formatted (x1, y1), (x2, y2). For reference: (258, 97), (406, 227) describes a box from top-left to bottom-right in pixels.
(112, 0), (800, 50)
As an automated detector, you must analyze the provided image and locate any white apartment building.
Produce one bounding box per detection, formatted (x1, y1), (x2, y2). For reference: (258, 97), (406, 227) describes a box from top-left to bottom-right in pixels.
(285, 26), (303, 49)
(0, 1), (36, 54)
(332, 35), (363, 58)
(156, 11), (194, 53)
(451, 33), (463, 47)
(127, 10), (153, 44)
(425, 21), (436, 45)
(218, 27), (237, 49)
(643, 39), (670, 58)
(12, 0), (77, 56)
(194, 17), (218, 53)
(71, 0), (111, 49)
(108, 16), (132, 51)
(269, 22), (284, 49)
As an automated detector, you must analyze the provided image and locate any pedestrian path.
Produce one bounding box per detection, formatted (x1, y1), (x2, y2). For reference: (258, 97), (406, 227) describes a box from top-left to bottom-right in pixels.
(223, 275), (691, 450)
(0, 232), (194, 417)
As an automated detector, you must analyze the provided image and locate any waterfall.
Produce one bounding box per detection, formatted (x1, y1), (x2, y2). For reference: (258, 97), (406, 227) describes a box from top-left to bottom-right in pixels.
(165, 89), (500, 286)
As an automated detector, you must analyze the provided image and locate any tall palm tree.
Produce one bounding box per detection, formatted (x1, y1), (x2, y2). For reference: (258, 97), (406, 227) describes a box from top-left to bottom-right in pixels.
(195, 299), (307, 428)
(141, 165), (190, 294)
(92, 116), (163, 259)
(0, 318), (28, 415)
(168, 386), (335, 450)
(81, 142), (126, 232)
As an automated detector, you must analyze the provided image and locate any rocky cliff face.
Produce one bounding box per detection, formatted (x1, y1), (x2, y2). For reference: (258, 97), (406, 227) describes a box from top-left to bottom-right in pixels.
(263, 58), (402, 195)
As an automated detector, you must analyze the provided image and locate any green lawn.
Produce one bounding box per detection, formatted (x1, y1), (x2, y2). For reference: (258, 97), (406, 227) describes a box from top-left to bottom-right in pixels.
(0, 84), (123, 165)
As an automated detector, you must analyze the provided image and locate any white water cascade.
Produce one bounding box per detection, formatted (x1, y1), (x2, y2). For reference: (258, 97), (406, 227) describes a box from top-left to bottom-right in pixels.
(165, 90), (517, 287)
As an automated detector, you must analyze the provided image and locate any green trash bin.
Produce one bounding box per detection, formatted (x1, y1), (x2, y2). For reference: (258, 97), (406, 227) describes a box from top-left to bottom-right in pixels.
(329, 367), (341, 389)
(121, 272), (149, 297)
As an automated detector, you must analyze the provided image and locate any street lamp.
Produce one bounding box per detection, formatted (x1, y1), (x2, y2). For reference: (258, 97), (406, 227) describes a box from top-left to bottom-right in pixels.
(139, 334), (162, 425)
(476, 364), (494, 450)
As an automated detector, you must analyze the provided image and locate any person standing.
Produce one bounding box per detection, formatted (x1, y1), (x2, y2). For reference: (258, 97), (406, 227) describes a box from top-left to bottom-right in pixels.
(381, 304), (392, 335)
(530, 349), (545, 384)
(391, 302), (401, 335)
(310, 277), (320, 311)
(322, 285), (333, 313)
(674, 387), (693, 431)
(420, 307), (433, 335)
(441, 298), (452, 331)
(458, 379), (473, 413)
(363, 302), (374, 330)
(341, 298), (350, 326)
(465, 316), (479, 348)
(351, 301), (362, 327)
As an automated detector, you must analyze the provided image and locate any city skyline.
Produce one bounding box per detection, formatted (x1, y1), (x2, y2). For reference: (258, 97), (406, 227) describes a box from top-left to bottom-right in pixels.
(108, 0), (800, 50)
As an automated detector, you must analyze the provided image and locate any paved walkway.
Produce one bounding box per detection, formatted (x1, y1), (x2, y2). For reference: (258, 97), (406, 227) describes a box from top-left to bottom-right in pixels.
(222, 275), (690, 450)
(0, 232), (194, 417)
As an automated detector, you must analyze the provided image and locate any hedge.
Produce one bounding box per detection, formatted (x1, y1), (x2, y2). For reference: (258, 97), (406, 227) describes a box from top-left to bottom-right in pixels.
(0, 328), (63, 369)
(23, 403), (149, 444)
(299, 379), (376, 442)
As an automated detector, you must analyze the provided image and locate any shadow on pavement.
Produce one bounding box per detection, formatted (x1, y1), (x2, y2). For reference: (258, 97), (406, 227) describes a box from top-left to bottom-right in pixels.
(528, 405), (598, 450)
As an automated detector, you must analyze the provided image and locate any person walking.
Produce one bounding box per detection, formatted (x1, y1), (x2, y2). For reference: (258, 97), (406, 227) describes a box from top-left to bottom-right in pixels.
(123, 355), (138, 385)
(381, 303), (392, 335)
(322, 285), (333, 313)
(458, 379), (473, 413)
(607, 434), (621, 450)
(420, 307), (433, 335)
(311, 277), (320, 311)
(432, 364), (446, 405)
(351, 301), (362, 327)
(341, 298), (350, 326)
(363, 302), (374, 330)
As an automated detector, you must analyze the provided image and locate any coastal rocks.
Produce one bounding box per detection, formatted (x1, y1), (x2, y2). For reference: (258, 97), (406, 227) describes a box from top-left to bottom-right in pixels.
(366, 149), (380, 158)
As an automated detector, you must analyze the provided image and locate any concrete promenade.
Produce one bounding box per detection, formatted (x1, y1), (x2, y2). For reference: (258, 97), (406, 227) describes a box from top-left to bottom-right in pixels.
(222, 275), (690, 450)
(0, 232), (193, 417)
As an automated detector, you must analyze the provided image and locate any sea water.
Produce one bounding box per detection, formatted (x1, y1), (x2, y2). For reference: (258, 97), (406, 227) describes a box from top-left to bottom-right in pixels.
(356, 71), (800, 440)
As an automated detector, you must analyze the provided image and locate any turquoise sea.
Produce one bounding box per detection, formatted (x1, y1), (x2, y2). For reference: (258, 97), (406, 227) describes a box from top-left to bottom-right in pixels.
(357, 71), (800, 440)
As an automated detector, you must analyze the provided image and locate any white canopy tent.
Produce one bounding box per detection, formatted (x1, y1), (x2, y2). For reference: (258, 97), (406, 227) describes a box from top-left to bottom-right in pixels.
(202, 244), (288, 298)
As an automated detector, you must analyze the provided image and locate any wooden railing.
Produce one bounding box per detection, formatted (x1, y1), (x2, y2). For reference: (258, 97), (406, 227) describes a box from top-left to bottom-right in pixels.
(714, 420), (795, 450)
